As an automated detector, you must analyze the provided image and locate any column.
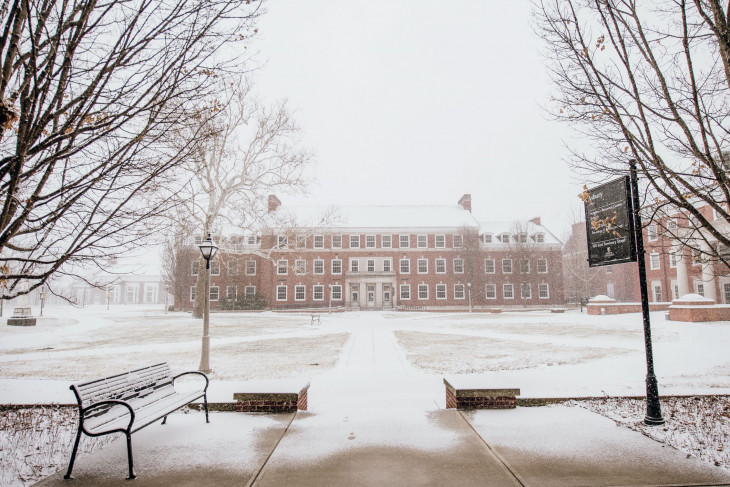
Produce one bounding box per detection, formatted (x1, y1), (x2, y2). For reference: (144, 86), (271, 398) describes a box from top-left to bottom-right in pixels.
(675, 243), (689, 297)
(701, 240), (717, 302)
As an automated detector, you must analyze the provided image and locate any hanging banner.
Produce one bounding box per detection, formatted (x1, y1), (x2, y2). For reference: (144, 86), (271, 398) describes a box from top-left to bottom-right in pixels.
(582, 176), (637, 267)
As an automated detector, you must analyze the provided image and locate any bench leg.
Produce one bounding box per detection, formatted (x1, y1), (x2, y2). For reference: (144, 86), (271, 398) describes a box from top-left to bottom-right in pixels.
(161, 415), (167, 425)
(125, 432), (136, 480)
(204, 393), (210, 423)
(64, 427), (83, 479)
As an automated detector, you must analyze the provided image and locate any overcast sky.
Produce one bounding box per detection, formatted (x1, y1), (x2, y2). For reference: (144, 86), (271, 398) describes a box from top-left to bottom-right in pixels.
(249, 1), (583, 238)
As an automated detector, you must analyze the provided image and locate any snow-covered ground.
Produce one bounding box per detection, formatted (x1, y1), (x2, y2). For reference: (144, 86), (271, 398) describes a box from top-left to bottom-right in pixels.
(2, 305), (730, 486)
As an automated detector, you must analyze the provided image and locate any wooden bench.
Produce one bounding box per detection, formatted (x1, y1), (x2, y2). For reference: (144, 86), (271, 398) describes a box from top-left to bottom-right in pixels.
(64, 363), (209, 480)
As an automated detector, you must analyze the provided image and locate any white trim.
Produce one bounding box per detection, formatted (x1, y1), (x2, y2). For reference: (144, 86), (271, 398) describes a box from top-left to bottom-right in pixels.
(276, 285), (287, 301)
(294, 285), (306, 301)
(436, 284), (447, 300)
(417, 283), (428, 300)
(485, 284), (497, 299)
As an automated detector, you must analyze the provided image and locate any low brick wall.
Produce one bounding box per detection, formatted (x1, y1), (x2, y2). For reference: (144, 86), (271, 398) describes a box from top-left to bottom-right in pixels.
(587, 302), (670, 315)
(444, 379), (519, 410)
(669, 305), (730, 322)
(233, 382), (309, 413)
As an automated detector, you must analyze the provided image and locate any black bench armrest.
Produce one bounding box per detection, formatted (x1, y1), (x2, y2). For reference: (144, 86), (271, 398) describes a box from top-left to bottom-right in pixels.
(82, 399), (135, 434)
(172, 371), (209, 392)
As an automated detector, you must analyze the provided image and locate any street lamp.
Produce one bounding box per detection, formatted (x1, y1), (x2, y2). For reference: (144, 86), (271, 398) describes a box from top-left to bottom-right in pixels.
(198, 233), (218, 374)
(467, 283), (473, 313)
(165, 285), (170, 314)
(39, 287), (46, 316)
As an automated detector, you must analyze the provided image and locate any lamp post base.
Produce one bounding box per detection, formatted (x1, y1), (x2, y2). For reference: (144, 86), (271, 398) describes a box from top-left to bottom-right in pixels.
(198, 335), (211, 374)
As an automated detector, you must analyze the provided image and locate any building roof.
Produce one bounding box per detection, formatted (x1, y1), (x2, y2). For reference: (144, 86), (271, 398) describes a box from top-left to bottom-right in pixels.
(477, 220), (563, 245)
(268, 204), (480, 231)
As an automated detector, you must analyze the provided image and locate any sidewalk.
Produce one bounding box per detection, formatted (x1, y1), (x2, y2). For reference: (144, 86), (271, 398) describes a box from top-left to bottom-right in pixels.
(34, 318), (730, 486)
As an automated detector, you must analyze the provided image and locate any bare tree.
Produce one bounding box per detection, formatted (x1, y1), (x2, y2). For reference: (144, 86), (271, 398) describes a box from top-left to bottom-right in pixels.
(161, 231), (196, 311)
(168, 79), (313, 317)
(562, 221), (601, 301)
(0, 0), (261, 299)
(535, 0), (730, 263)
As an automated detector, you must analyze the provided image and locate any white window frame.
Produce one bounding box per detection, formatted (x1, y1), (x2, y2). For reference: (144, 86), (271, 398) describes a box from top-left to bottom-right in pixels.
(278, 235), (288, 249)
(647, 224), (658, 242)
(227, 260), (238, 276)
(538, 284), (549, 299)
(190, 286), (196, 301)
(314, 235), (324, 249)
(350, 235), (360, 248)
(502, 259), (512, 274)
(649, 252), (660, 270)
(453, 234), (463, 248)
(399, 235), (410, 248)
(454, 284), (465, 299)
(276, 285), (287, 301)
(417, 258), (428, 274)
(435, 259), (446, 274)
(226, 285), (237, 300)
(400, 284), (411, 300)
(669, 252), (677, 268)
(296, 234), (306, 249)
(191, 261), (199, 276)
(332, 235), (342, 249)
(210, 261), (220, 276)
(435, 235), (445, 248)
(485, 284), (497, 299)
(520, 259), (530, 274)
(366, 235), (376, 248)
(382, 235), (392, 248)
(485, 258), (495, 274)
(313, 285), (324, 301)
(245, 286), (256, 296)
(332, 259), (342, 275)
(503, 284), (514, 299)
(521, 283), (531, 299)
(350, 259), (359, 272)
(418, 284), (428, 300)
(277, 259), (288, 275)
(436, 284), (447, 300)
(367, 259), (375, 272)
(245, 260), (256, 276)
(383, 258), (392, 272)
(400, 259), (410, 274)
(295, 285), (306, 301)
(331, 285), (343, 301)
(417, 235), (428, 248)
(210, 286), (219, 302)
(294, 259), (306, 275)
(453, 258), (464, 274)
(537, 258), (548, 273)
(314, 259), (325, 275)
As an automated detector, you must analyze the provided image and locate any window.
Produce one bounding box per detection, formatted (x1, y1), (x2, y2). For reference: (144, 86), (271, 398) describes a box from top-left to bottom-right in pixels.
(537, 259), (547, 273)
(245, 286), (256, 296)
(520, 259), (530, 274)
(190, 286), (196, 301)
(367, 259), (375, 272)
(366, 235), (376, 248)
(485, 259), (495, 274)
(143, 283), (158, 303)
(418, 284), (428, 300)
(649, 253), (660, 270)
(294, 259), (306, 275)
(481, 234), (492, 244)
(383, 259), (392, 272)
(210, 286), (219, 302)
(314, 235), (324, 249)
(191, 261), (199, 276)
(435, 259), (446, 274)
(436, 284), (447, 300)
(314, 259), (324, 274)
(331, 285), (343, 300)
(382, 235), (392, 248)
(350, 235), (360, 248)
(667, 219), (677, 232)
(485, 284), (496, 299)
(669, 252), (677, 268)
(332, 235), (342, 249)
(538, 284), (549, 299)
(502, 259), (512, 274)
(724, 283), (730, 304)
(503, 284), (514, 299)
(296, 235), (306, 249)
(647, 224), (658, 241)
(606, 265), (613, 274)
(417, 259), (428, 274)
(226, 285), (237, 300)
(313, 285), (324, 301)
(276, 285), (287, 301)
(696, 282), (705, 296)
(277, 259), (288, 275)
(435, 235), (445, 248)
(535, 233), (545, 243)
(400, 259), (410, 274)
(194, 235), (203, 245)
(350, 259), (359, 272)
(246, 260), (257, 275)
(499, 233), (510, 243)
(295, 285), (305, 301)
(454, 284), (465, 299)
(453, 258), (464, 274)
(399, 235), (410, 248)
(332, 259), (342, 274)
(228, 260), (238, 276)
(417, 235), (428, 248)
(517, 233), (528, 243)
(453, 235), (463, 247)
(653, 284), (662, 302)
(210, 261), (220, 276)
(520, 283), (531, 299)
(673, 283), (679, 300)
(400, 284), (411, 300)
(278, 235), (288, 248)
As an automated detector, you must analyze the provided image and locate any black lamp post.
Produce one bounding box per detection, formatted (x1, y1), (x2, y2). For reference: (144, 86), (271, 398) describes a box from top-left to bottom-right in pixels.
(198, 233), (218, 374)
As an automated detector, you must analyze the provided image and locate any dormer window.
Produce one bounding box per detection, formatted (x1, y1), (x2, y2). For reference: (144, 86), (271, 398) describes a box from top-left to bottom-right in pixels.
(481, 234), (492, 244)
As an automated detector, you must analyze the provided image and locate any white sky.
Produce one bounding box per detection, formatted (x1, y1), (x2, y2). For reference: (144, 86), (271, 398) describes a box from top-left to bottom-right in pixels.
(249, 1), (583, 237)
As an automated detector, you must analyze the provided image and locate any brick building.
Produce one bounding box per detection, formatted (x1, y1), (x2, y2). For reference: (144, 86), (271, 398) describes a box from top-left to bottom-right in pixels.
(563, 204), (730, 304)
(188, 194), (565, 310)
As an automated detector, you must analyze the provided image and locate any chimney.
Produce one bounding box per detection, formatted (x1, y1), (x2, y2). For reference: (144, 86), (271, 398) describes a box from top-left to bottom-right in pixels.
(268, 194), (281, 213)
(458, 194), (472, 213)
(529, 216), (542, 226)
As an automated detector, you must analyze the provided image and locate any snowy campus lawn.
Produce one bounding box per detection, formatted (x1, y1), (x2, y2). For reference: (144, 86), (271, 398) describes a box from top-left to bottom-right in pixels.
(1, 305), (730, 485)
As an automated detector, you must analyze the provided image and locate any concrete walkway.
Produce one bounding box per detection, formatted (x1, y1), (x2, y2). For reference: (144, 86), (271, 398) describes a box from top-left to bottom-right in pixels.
(36, 316), (730, 486)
